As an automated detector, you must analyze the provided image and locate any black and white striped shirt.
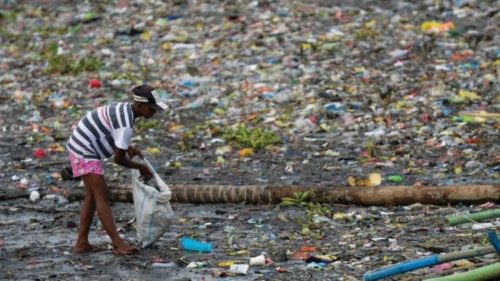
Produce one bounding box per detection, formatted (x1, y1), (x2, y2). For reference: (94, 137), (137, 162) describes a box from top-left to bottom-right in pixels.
(66, 102), (134, 159)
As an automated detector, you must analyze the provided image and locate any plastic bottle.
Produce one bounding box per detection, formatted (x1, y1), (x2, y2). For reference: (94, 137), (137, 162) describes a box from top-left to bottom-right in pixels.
(387, 175), (403, 183)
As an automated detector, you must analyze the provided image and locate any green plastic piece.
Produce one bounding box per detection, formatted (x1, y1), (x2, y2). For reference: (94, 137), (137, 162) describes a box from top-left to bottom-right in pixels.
(424, 262), (500, 281)
(386, 175), (402, 183)
(446, 209), (500, 226)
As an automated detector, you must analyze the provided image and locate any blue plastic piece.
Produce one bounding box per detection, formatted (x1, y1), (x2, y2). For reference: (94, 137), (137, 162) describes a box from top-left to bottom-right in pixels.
(487, 231), (500, 254)
(180, 237), (212, 253)
(324, 102), (345, 113)
(362, 255), (439, 281)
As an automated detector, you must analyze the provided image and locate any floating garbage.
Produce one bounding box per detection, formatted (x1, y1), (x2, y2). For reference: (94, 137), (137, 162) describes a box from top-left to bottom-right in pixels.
(0, 0), (498, 280)
(348, 173), (382, 187)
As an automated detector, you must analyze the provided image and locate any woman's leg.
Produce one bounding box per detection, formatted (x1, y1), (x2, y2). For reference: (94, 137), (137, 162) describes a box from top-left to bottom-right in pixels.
(82, 173), (136, 255)
(74, 182), (97, 253)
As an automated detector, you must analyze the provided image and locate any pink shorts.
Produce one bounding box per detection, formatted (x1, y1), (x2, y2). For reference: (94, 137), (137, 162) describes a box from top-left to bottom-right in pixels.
(68, 152), (104, 177)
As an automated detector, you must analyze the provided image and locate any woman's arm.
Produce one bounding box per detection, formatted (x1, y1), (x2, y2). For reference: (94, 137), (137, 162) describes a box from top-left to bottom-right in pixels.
(114, 148), (152, 180)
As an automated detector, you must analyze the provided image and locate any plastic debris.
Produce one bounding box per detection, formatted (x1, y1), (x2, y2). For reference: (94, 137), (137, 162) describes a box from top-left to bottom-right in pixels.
(0, 0), (498, 280)
(180, 237), (212, 253)
(229, 264), (249, 275)
(348, 173), (382, 187)
(29, 191), (40, 202)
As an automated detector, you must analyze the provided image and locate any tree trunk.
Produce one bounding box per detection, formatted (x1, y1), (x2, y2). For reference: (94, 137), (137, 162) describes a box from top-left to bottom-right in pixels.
(3, 184), (497, 206)
(64, 184), (499, 206)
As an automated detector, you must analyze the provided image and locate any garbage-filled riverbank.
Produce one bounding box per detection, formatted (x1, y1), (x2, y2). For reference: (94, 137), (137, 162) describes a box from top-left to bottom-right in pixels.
(0, 0), (499, 280)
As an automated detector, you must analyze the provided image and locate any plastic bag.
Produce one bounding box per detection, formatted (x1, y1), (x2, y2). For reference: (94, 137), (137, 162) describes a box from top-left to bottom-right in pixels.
(131, 157), (174, 248)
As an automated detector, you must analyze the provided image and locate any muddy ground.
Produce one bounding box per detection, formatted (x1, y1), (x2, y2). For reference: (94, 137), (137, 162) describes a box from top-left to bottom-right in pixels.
(1, 196), (498, 281)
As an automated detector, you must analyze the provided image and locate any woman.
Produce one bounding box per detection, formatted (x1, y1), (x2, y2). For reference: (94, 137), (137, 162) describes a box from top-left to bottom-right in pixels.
(66, 84), (168, 255)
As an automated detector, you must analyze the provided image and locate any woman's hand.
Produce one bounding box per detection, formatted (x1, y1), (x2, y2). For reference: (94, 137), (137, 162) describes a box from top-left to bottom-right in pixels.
(114, 148), (152, 181)
(138, 164), (153, 181)
(127, 145), (143, 159)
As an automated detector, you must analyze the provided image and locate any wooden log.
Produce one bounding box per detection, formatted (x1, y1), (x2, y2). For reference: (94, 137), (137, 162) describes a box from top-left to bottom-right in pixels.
(170, 184), (500, 205)
(3, 185), (497, 206)
(62, 184), (499, 206)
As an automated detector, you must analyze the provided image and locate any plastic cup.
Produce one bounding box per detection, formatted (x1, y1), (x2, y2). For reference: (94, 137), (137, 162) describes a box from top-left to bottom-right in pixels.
(229, 264), (249, 275)
(180, 237), (212, 253)
(249, 254), (266, 265)
(29, 191), (40, 202)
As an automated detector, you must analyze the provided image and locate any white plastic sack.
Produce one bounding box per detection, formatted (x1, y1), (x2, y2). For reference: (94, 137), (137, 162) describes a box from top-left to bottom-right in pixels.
(132, 158), (174, 248)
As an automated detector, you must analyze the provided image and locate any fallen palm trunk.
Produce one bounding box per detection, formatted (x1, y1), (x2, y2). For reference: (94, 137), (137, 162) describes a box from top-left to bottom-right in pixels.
(423, 262), (500, 281)
(62, 184), (499, 205)
(446, 209), (500, 226)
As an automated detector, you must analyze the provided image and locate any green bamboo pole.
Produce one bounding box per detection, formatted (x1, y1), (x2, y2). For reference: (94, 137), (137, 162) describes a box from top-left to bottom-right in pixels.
(424, 262), (500, 281)
(446, 209), (500, 226)
(438, 246), (497, 263)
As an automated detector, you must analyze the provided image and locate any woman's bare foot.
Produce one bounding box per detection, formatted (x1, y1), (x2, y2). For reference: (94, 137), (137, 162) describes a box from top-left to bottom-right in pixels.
(74, 242), (105, 253)
(112, 241), (137, 256)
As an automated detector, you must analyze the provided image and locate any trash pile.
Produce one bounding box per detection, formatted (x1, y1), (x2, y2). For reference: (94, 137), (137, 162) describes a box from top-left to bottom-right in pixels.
(0, 0), (499, 280)
(0, 0), (499, 190)
(1, 198), (498, 280)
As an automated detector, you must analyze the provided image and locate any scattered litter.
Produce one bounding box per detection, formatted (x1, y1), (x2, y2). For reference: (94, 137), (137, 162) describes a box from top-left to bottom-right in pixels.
(0, 0), (498, 280)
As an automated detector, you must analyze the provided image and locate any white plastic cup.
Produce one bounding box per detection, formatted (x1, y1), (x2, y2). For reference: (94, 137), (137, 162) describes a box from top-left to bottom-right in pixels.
(29, 191), (40, 202)
(249, 254), (266, 266)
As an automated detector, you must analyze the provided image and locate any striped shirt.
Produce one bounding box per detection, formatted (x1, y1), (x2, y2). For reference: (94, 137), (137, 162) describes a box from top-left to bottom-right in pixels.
(66, 102), (134, 159)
